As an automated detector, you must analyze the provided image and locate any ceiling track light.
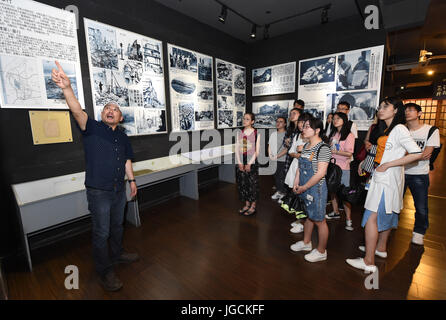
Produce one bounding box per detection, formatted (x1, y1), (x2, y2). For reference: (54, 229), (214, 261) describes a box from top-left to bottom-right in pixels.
(321, 6), (329, 24)
(250, 24), (257, 38)
(218, 5), (227, 24)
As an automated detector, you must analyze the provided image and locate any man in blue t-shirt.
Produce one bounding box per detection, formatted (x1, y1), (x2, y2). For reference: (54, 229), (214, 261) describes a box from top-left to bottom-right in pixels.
(52, 61), (138, 292)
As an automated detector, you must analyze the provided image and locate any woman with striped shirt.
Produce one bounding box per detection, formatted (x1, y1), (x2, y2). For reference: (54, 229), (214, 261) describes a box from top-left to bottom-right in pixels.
(290, 117), (332, 262)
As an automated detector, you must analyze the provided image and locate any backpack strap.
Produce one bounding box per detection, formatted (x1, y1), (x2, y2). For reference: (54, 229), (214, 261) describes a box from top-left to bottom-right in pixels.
(427, 125), (439, 141)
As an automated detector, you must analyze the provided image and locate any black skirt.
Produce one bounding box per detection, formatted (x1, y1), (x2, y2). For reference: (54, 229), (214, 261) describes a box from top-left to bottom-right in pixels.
(236, 164), (259, 202)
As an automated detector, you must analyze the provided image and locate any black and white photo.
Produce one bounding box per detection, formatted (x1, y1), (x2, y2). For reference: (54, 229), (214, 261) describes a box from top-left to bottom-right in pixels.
(142, 41), (163, 74)
(197, 87), (213, 100)
(87, 24), (119, 70)
(326, 91), (377, 121)
(234, 66), (246, 90)
(171, 77), (196, 95)
(234, 93), (245, 108)
(195, 109), (214, 121)
(123, 61), (143, 85)
(218, 110), (233, 127)
(299, 56), (335, 85)
(217, 61), (232, 81)
(217, 80), (232, 96)
(43, 60), (78, 100)
(253, 67), (272, 84)
(169, 47), (197, 73)
(179, 102), (195, 131)
(93, 68), (129, 107)
(217, 96), (233, 110)
(252, 100), (292, 128)
(336, 50), (371, 91)
(117, 107), (136, 135)
(198, 57), (212, 81)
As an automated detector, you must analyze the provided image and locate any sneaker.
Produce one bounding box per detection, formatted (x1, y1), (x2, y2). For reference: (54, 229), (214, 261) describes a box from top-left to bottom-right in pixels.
(412, 232), (424, 245)
(325, 211), (341, 220)
(358, 246), (387, 258)
(290, 223), (304, 234)
(271, 191), (281, 200)
(295, 211), (307, 219)
(345, 220), (354, 231)
(99, 271), (123, 291)
(291, 220), (299, 227)
(115, 252), (139, 265)
(345, 258), (377, 274)
(304, 249), (327, 262)
(290, 241), (312, 252)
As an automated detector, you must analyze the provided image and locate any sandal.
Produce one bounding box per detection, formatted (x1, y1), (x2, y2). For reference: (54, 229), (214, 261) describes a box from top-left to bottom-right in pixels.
(238, 206), (250, 214)
(244, 206), (257, 216)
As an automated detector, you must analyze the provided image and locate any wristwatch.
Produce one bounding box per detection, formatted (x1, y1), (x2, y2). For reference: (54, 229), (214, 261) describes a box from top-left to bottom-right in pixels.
(128, 179), (136, 183)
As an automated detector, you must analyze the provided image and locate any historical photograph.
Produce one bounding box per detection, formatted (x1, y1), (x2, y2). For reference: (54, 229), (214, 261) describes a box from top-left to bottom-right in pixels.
(93, 68), (129, 107)
(197, 87), (213, 100)
(179, 102), (195, 131)
(171, 77), (196, 95)
(253, 101), (290, 128)
(216, 61), (232, 81)
(125, 39), (143, 62)
(217, 80), (233, 96)
(195, 109), (214, 121)
(198, 57), (212, 82)
(135, 108), (165, 134)
(326, 90), (377, 120)
(169, 47), (197, 73)
(299, 56), (335, 85)
(43, 60), (78, 100)
(253, 67), (272, 84)
(218, 110), (234, 128)
(142, 78), (165, 108)
(117, 107), (136, 135)
(217, 96), (233, 110)
(305, 107), (324, 120)
(336, 50), (371, 91)
(236, 111), (243, 127)
(87, 24), (119, 70)
(234, 93), (245, 108)
(123, 60), (143, 85)
(142, 41), (163, 74)
(234, 66), (246, 90)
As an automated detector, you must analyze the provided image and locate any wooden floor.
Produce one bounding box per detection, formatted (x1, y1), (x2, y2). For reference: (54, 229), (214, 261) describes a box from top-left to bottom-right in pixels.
(6, 143), (446, 299)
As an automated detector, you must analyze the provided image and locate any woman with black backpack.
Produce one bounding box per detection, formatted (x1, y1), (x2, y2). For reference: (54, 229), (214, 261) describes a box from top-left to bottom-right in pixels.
(290, 117), (332, 263)
(325, 112), (355, 231)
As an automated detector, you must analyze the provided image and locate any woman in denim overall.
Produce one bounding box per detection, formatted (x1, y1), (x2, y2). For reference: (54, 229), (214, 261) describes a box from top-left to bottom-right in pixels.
(291, 117), (331, 262)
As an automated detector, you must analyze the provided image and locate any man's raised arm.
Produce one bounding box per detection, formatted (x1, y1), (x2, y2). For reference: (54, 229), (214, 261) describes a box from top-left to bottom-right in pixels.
(52, 61), (88, 130)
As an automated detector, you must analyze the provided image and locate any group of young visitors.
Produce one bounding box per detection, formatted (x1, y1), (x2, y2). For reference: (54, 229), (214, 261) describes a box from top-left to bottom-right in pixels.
(235, 97), (441, 272)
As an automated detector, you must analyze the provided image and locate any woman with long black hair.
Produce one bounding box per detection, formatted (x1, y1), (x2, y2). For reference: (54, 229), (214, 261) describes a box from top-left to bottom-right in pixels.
(346, 97), (422, 273)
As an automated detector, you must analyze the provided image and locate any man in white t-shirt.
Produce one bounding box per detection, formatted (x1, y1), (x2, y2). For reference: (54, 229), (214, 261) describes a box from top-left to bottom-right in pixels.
(404, 103), (441, 245)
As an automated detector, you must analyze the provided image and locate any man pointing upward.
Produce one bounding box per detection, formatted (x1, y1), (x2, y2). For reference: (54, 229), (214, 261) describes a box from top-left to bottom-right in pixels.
(52, 61), (138, 292)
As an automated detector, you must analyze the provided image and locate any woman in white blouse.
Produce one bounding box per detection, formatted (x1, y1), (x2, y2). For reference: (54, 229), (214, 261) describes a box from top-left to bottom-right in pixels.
(346, 97), (422, 273)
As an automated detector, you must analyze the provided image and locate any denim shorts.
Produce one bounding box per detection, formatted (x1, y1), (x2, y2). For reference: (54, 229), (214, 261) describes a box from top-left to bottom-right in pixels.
(361, 192), (399, 232)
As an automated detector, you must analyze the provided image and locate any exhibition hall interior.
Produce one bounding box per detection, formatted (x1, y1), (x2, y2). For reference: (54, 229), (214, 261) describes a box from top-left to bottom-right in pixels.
(1, 0), (446, 300)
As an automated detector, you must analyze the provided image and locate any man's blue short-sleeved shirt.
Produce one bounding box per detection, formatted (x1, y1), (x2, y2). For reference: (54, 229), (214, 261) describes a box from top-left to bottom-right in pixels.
(81, 118), (134, 191)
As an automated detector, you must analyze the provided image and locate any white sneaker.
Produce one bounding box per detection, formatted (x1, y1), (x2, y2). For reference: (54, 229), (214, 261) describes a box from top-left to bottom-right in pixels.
(290, 220), (299, 227)
(345, 220), (354, 231)
(271, 191), (281, 200)
(412, 232), (424, 245)
(346, 258), (377, 274)
(358, 246), (387, 258)
(290, 241), (312, 252)
(304, 249), (327, 262)
(290, 223), (304, 234)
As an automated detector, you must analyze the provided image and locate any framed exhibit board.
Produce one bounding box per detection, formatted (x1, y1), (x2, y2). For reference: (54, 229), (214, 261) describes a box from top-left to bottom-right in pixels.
(84, 18), (167, 136)
(252, 61), (296, 97)
(167, 44), (214, 132)
(252, 100), (294, 129)
(215, 58), (246, 128)
(0, 0), (85, 110)
(298, 45), (385, 130)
